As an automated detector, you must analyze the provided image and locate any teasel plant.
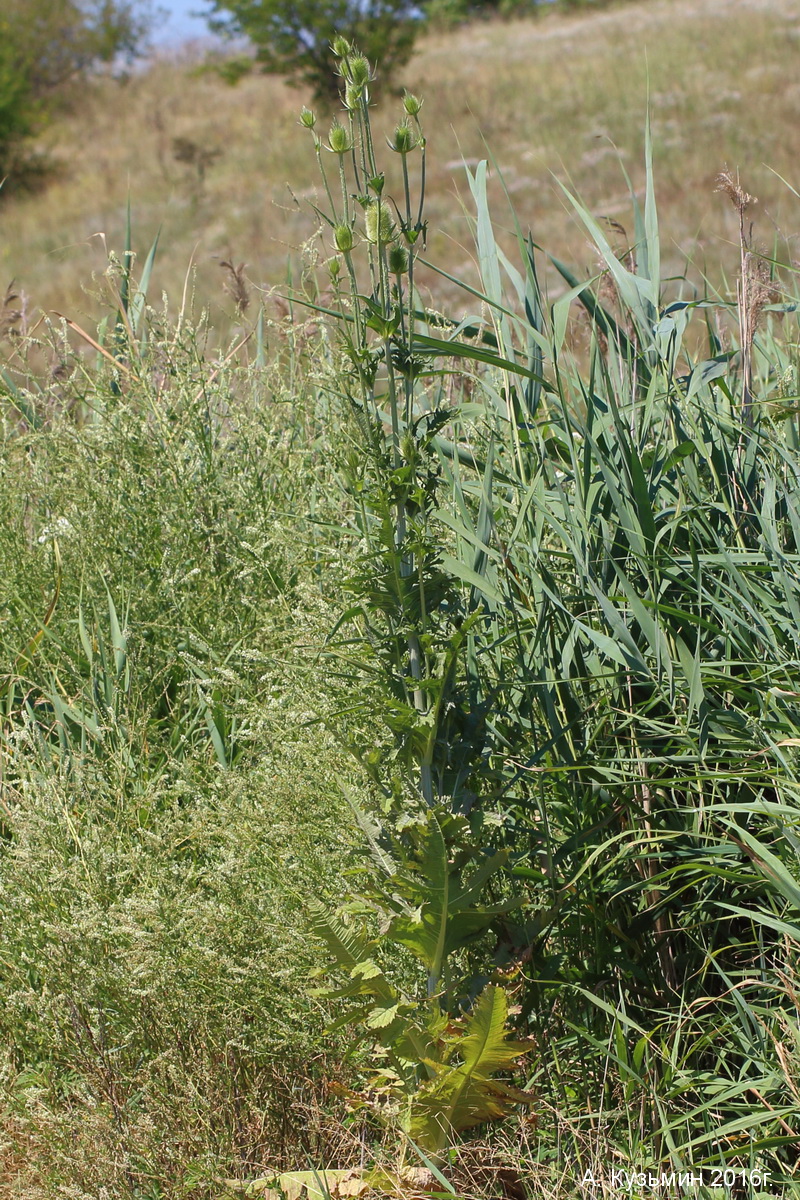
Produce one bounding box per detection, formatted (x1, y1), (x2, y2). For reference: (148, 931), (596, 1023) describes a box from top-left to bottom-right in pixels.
(298, 45), (549, 822)
(295, 43), (538, 1164)
(300, 44), (449, 811)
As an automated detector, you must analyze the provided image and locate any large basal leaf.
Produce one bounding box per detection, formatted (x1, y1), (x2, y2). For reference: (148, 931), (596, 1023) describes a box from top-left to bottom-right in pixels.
(222, 1167), (436, 1199)
(405, 986), (533, 1154)
(457, 984), (530, 1078)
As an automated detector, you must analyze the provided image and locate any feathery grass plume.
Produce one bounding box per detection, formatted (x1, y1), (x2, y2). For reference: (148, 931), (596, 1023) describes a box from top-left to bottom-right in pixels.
(0, 280), (21, 340)
(715, 166), (772, 418)
(219, 258), (249, 315)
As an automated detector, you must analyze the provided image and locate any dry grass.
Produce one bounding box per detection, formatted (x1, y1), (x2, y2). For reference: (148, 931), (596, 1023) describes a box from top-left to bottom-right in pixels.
(1, 0), (800, 337)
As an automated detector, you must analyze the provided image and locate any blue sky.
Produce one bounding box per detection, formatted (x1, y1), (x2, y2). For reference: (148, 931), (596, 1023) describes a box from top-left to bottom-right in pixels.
(156, 0), (213, 44)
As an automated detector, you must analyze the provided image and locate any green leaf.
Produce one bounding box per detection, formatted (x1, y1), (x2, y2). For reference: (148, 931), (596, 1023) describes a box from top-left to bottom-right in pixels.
(406, 986), (532, 1154)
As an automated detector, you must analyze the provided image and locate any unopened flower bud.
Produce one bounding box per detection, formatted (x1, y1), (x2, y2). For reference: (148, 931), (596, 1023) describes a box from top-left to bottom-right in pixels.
(332, 36), (351, 57)
(388, 123), (416, 154)
(334, 224), (354, 253)
(403, 92), (422, 117)
(389, 244), (409, 274)
(299, 107), (317, 129)
(364, 201), (394, 245)
(344, 83), (362, 110)
(327, 121), (352, 155)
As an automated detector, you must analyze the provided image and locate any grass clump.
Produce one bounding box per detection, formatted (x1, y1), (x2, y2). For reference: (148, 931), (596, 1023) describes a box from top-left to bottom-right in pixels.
(0, 312), (373, 1195)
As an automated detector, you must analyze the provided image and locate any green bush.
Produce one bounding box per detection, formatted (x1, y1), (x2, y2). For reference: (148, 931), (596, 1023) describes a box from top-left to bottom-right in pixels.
(0, 0), (151, 184)
(207, 0), (418, 104)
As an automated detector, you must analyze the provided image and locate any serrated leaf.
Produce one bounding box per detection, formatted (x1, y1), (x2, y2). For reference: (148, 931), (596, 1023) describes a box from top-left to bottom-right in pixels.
(366, 1004), (400, 1029)
(350, 959), (383, 981)
(405, 986), (533, 1154)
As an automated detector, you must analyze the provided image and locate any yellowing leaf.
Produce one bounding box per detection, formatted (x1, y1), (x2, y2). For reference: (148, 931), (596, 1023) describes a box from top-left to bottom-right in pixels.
(225, 1166), (436, 1200)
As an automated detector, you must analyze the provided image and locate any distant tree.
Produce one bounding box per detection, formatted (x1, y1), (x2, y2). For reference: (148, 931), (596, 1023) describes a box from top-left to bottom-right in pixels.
(206, 0), (419, 105)
(0, 1), (153, 185)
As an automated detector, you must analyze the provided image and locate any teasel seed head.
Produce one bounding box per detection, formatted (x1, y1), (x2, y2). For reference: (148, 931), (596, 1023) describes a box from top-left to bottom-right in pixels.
(389, 244), (409, 275)
(402, 92), (422, 117)
(327, 120), (352, 155)
(348, 55), (371, 87)
(344, 83), (363, 110)
(364, 201), (394, 245)
(334, 224), (354, 254)
(388, 123), (416, 155)
(299, 107), (317, 129)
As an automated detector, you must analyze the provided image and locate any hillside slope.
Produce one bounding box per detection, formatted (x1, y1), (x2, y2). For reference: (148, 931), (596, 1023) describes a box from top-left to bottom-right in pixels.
(1, 0), (798, 340)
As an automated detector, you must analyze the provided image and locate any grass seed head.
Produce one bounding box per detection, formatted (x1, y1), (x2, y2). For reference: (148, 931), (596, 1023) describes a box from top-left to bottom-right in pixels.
(0, 282), (21, 341)
(219, 260), (249, 315)
(715, 167), (756, 215)
(742, 250), (774, 344)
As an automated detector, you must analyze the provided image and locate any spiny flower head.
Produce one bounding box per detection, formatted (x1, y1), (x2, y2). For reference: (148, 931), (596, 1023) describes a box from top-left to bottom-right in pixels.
(402, 92), (423, 117)
(388, 123), (416, 155)
(327, 120), (352, 155)
(347, 55), (371, 88)
(364, 200), (394, 245)
(389, 244), (409, 275)
(344, 83), (363, 111)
